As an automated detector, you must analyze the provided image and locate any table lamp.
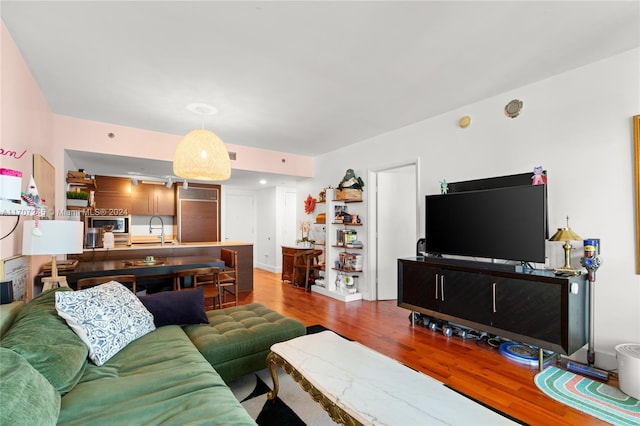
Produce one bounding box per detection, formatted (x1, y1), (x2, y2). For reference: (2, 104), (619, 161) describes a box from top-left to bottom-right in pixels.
(22, 220), (84, 291)
(549, 216), (582, 274)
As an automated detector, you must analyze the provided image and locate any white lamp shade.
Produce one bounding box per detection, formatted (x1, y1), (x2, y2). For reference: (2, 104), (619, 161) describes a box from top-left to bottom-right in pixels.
(22, 220), (84, 255)
(173, 129), (231, 181)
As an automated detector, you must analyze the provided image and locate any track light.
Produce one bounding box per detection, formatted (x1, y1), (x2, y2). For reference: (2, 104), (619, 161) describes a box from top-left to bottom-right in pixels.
(182, 180), (188, 189)
(131, 177), (138, 186)
(166, 178), (172, 188)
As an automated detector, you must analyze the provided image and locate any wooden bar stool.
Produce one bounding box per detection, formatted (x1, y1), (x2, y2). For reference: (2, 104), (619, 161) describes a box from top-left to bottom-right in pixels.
(219, 248), (239, 307)
(76, 275), (137, 294)
(173, 267), (221, 311)
(292, 249), (324, 291)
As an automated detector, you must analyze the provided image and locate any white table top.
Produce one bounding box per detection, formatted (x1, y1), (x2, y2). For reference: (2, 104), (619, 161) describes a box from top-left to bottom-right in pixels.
(271, 330), (518, 426)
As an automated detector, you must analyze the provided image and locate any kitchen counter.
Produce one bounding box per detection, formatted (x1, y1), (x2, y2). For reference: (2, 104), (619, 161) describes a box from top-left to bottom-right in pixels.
(85, 240), (253, 252)
(62, 242), (254, 292)
(35, 255), (226, 292)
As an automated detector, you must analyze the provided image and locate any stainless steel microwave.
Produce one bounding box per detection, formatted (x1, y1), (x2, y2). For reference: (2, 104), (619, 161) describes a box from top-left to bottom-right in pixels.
(85, 215), (130, 233)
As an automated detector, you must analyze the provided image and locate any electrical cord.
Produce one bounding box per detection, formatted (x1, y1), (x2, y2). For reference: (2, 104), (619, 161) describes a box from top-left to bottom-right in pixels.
(0, 216), (20, 240)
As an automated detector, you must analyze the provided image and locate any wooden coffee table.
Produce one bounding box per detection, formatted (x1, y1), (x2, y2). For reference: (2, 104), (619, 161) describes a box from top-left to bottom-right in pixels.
(267, 330), (518, 426)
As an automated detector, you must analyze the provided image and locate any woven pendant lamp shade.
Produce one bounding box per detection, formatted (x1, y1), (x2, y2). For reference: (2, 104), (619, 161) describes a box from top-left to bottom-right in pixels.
(173, 129), (231, 181)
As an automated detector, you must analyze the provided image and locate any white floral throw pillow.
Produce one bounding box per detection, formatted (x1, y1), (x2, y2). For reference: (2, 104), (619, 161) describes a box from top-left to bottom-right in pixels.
(55, 281), (155, 366)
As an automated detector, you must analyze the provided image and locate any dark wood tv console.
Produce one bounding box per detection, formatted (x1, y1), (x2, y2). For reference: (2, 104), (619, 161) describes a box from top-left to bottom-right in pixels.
(397, 257), (588, 355)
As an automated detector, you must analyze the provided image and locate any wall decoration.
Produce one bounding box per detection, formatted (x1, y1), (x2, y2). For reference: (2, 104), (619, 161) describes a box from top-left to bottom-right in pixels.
(458, 115), (472, 128)
(0, 147), (27, 160)
(304, 194), (316, 214)
(33, 154), (55, 219)
(634, 115), (640, 274)
(505, 99), (523, 118)
(0, 255), (29, 301)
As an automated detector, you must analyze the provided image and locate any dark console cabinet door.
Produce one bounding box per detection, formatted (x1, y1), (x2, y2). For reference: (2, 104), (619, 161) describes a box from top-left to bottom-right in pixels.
(398, 261), (490, 324)
(397, 259), (439, 312)
(437, 269), (491, 325)
(490, 277), (562, 346)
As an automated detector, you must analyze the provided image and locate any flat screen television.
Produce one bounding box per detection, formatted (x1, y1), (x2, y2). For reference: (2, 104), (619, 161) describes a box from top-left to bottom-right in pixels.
(424, 181), (548, 263)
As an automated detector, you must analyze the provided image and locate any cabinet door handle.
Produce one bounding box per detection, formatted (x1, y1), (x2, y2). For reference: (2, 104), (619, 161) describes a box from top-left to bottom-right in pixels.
(492, 282), (497, 313)
(440, 275), (445, 301)
(435, 274), (439, 299)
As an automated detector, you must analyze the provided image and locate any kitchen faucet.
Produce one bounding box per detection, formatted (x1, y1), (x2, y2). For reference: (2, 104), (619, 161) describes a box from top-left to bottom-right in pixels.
(149, 216), (165, 246)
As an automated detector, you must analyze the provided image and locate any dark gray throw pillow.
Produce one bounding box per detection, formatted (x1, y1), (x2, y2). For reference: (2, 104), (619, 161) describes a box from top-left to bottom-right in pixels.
(138, 287), (209, 327)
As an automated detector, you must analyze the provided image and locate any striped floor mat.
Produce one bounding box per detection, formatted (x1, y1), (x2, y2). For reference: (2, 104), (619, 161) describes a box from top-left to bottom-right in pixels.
(535, 366), (640, 425)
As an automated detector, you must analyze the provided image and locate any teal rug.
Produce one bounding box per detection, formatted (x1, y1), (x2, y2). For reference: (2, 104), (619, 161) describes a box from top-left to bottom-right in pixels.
(535, 366), (640, 425)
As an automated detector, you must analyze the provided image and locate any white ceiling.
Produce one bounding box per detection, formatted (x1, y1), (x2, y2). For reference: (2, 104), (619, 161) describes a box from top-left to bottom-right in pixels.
(2, 1), (639, 188)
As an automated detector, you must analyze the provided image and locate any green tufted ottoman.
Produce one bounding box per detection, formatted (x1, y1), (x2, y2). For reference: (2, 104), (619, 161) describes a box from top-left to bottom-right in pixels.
(183, 303), (306, 383)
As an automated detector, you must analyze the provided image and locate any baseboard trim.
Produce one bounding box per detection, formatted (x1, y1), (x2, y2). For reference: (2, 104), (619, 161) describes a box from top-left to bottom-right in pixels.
(256, 263), (280, 274)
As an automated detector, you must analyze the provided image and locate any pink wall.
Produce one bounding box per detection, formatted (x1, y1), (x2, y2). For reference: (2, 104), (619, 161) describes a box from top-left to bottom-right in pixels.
(54, 115), (314, 179)
(1, 23), (54, 264)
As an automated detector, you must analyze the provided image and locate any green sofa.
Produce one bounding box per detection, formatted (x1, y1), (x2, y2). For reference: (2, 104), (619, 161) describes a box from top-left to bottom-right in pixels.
(0, 288), (305, 425)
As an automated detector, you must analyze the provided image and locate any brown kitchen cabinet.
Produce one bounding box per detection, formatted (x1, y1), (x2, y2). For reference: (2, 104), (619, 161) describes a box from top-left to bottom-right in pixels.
(93, 176), (131, 214)
(131, 183), (175, 216)
(177, 184), (220, 242)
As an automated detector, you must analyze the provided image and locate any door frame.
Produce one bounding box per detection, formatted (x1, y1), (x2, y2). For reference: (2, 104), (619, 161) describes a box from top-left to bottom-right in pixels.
(366, 158), (421, 300)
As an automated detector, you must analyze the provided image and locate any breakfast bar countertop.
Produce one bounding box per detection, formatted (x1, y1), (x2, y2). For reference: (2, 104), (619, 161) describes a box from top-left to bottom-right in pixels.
(62, 242), (254, 293)
(36, 255), (226, 288)
(84, 240), (253, 252)
(69, 255), (224, 274)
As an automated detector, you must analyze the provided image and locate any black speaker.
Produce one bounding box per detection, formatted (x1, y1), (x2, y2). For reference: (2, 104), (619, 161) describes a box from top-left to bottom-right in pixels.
(0, 281), (13, 304)
(416, 238), (426, 256)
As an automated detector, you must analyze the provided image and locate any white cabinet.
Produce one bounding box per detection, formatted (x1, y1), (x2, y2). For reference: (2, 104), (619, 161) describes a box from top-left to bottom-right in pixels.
(312, 192), (363, 302)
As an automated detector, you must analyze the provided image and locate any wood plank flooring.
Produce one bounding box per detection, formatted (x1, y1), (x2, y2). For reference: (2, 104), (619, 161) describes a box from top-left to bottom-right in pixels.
(238, 268), (608, 425)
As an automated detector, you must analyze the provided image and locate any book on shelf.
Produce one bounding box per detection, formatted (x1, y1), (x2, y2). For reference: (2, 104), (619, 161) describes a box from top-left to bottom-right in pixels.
(336, 229), (357, 246)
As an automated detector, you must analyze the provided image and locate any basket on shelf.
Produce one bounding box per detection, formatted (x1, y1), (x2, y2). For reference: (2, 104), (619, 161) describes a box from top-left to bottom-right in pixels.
(336, 188), (362, 201)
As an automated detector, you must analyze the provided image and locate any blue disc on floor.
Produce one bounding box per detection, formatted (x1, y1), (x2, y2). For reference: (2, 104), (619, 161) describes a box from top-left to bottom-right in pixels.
(499, 342), (554, 367)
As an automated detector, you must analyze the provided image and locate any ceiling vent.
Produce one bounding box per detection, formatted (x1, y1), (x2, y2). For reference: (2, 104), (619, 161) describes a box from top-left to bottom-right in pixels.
(228, 151), (236, 161)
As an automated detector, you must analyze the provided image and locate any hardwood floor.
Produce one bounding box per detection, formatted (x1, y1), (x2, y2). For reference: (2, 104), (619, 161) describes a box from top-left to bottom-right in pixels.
(237, 268), (610, 425)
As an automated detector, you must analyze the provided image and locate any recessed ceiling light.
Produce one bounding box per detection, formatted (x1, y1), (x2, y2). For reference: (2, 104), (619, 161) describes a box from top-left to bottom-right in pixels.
(186, 103), (218, 116)
(259, 179), (267, 185)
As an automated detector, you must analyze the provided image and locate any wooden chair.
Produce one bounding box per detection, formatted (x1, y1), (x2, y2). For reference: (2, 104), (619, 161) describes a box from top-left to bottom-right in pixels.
(173, 267), (221, 311)
(292, 249), (324, 291)
(219, 248), (239, 308)
(76, 274), (137, 294)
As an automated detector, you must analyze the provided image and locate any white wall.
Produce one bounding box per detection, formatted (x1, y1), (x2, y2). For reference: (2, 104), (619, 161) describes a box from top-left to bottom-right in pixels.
(302, 48), (640, 368)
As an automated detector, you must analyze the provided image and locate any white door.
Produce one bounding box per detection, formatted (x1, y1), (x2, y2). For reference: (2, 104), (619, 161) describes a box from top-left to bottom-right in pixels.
(376, 164), (417, 300)
(283, 191), (297, 247)
(225, 193), (256, 243)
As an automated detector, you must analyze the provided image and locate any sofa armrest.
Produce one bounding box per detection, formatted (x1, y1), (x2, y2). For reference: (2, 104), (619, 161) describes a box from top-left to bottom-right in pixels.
(0, 301), (24, 338)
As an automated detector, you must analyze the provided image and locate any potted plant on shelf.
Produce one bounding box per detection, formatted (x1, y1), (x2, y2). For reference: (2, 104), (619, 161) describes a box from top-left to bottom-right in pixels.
(296, 221), (314, 248)
(66, 190), (89, 207)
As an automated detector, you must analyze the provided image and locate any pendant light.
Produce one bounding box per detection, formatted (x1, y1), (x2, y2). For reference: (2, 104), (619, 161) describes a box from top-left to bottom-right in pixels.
(173, 103), (231, 181)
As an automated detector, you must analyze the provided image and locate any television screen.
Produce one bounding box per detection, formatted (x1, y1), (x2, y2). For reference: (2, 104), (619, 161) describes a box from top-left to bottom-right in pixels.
(424, 184), (547, 263)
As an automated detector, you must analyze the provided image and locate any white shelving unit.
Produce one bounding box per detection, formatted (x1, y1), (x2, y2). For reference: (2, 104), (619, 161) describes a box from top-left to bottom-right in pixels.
(312, 283), (363, 302)
(311, 191), (364, 302)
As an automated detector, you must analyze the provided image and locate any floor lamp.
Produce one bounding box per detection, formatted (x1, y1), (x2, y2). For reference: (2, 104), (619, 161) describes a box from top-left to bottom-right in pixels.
(22, 220), (84, 291)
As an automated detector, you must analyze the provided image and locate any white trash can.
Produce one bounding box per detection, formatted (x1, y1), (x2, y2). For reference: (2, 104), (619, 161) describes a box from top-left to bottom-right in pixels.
(615, 343), (640, 400)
